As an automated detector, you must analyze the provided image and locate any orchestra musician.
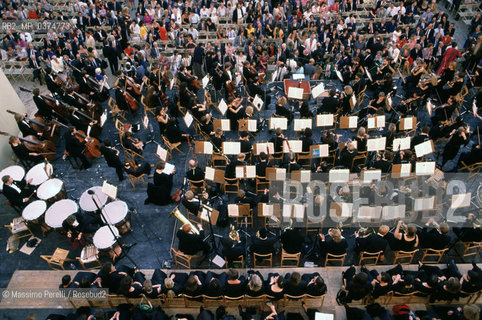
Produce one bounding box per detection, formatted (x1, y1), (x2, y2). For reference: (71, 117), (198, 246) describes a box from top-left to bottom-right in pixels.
(1, 175), (35, 208)
(100, 139), (124, 182)
(176, 223), (210, 256)
(177, 65), (200, 92)
(14, 114), (41, 139)
(63, 128), (91, 170)
(8, 136), (44, 164)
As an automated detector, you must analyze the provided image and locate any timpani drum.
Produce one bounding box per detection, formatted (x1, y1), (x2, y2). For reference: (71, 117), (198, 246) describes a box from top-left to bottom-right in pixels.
(26, 162), (53, 186)
(37, 178), (66, 204)
(79, 186), (109, 212)
(0, 165), (25, 191)
(45, 199), (78, 229)
(93, 225), (122, 260)
(102, 200), (131, 234)
(22, 200), (51, 233)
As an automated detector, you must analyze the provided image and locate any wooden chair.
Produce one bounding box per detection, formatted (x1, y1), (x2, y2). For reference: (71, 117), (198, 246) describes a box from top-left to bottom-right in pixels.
(41, 248), (74, 270)
(77, 244), (102, 270)
(183, 295), (204, 307)
(253, 253), (273, 268)
(171, 248), (199, 269)
(420, 248), (448, 264)
(455, 85), (469, 110)
(458, 242), (482, 260)
(352, 152), (367, 170)
(114, 119), (144, 161)
(161, 135), (184, 157)
(283, 294), (305, 307)
(324, 253), (347, 266)
(385, 291), (423, 304)
(392, 249), (418, 264)
(5, 217), (34, 240)
(255, 176), (269, 194)
(108, 97), (126, 120)
(107, 294), (129, 307)
(161, 294), (185, 307)
(245, 294), (267, 306)
(202, 295), (224, 307)
(304, 294), (326, 308)
(297, 152), (312, 169)
(224, 295), (246, 306)
(128, 172), (147, 191)
(281, 249), (301, 267)
(141, 94), (156, 116)
(223, 177), (239, 194)
(212, 153), (228, 169)
(461, 290), (481, 304)
(225, 255), (244, 268)
(356, 84), (368, 108)
(188, 179), (206, 194)
(359, 251), (384, 266)
(457, 161), (482, 181)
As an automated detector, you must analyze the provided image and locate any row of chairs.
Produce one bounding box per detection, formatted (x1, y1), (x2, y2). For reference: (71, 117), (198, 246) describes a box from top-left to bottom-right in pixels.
(0, 61), (33, 81)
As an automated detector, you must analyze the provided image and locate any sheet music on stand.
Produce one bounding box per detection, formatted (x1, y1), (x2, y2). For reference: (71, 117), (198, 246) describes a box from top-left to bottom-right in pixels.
(329, 202), (354, 218)
(391, 163), (412, 178)
(227, 204), (239, 217)
(266, 167), (287, 181)
(451, 193), (471, 209)
(202, 75), (209, 89)
(382, 205), (406, 220)
(340, 116), (358, 129)
(194, 141), (213, 154)
(238, 119), (258, 132)
(214, 119), (231, 131)
(269, 117), (288, 130)
(367, 137), (386, 152)
(291, 170), (311, 183)
(162, 163), (175, 174)
(102, 180), (117, 200)
(211, 255), (225, 268)
(184, 111), (194, 128)
(222, 141), (241, 155)
(367, 115), (385, 129)
(414, 140), (434, 158)
(358, 206), (382, 220)
(254, 142), (275, 155)
(414, 196), (436, 211)
(329, 168), (350, 183)
(205, 167), (225, 184)
(217, 99), (228, 116)
(361, 169), (382, 183)
(258, 203), (275, 217)
(311, 82), (325, 99)
(310, 144), (329, 158)
(283, 140), (303, 153)
(400, 116), (416, 130)
(156, 144), (168, 161)
(393, 136), (411, 151)
(283, 203), (305, 220)
(252, 95), (264, 112)
(415, 161), (436, 176)
(287, 87), (304, 100)
(236, 165), (256, 179)
(294, 119), (312, 131)
(316, 114), (334, 127)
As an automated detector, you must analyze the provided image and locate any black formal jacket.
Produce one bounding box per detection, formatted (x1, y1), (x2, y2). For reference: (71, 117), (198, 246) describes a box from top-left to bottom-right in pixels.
(3, 182), (26, 206)
(177, 229), (206, 255)
(356, 233), (388, 253)
(100, 146), (122, 168)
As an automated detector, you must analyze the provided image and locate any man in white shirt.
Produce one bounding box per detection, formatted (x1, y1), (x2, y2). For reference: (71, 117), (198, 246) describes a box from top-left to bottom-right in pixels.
(51, 55), (65, 73)
(304, 33), (318, 53)
(189, 10), (200, 25)
(188, 26), (199, 40)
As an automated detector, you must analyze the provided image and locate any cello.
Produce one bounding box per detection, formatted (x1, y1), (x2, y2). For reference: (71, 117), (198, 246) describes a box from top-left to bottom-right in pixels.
(0, 131), (56, 160)
(6, 109), (60, 141)
(52, 120), (102, 159)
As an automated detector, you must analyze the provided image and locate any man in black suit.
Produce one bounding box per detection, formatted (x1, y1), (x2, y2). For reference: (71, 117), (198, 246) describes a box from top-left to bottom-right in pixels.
(103, 36), (120, 74)
(181, 190), (207, 215)
(318, 90), (339, 114)
(29, 54), (42, 85)
(412, 126), (431, 149)
(1, 175), (34, 208)
(64, 128), (90, 170)
(256, 152), (270, 177)
(186, 159), (204, 182)
(240, 131), (252, 157)
(14, 114), (39, 138)
(355, 228), (388, 256)
(419, 218), (451, 250)
(9, 136), (43, 164)
(100, 139), (124, 181)
(177, 223), (210, 255)
(269, 128), (285, 154)
(250, 228), (278, 255)
(281, 227), (305, 254)
(222, 237), (245, 265)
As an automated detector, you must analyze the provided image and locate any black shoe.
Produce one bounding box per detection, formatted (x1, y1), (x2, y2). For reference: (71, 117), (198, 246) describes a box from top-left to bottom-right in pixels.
(144, 198), (150, 205)
(472, 260), (477, 268)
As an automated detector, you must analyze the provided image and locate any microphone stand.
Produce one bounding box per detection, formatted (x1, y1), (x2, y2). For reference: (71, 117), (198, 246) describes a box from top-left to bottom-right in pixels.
(88, 190), (138, 267)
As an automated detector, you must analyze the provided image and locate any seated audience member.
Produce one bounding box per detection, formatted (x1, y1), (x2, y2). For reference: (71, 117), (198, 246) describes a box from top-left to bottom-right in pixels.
(184, 271), (206, 297)
(204, 271), (227, 297)
(246, 271), (265, 297)
(302, 273), (327, 296)
(284, 272), (307, 296)
(419, 218), (451, 250)
(144, 269), (167, 298)
(418, 261), (462, 302)
(250, 227), (278, 256)
(119, 273), (145, 298)
(342, 266), (371, 302)
(360, 265), (401, 299)
(318, 228), (348, 258)
(96, 263), (135, 294)
(60, 272), (97, 289)
(176, 223), (210, 256)
(281, 227), (305, 254)
(265, 273), (285, 300)
(224, 269), (247, 297)
(355, 227), (388, 261)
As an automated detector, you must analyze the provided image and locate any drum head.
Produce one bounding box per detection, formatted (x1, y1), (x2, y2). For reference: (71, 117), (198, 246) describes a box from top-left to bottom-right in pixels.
(26, 162), (52, 186)
(102, 201), (128, 225)
(0, 165), (25, 191)
(93, 225), (119, 249)
(22, 200), (47, 221)
(45, 199), (78, 228)
(79, 186), (109, 212)
(37, 179), (64, 200)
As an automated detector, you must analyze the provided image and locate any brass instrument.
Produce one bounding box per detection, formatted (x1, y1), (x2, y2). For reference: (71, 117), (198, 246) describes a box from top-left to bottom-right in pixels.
(282, 218), (294, 232)
(170, 206), (200, 235)
(229, 224), (239, 241)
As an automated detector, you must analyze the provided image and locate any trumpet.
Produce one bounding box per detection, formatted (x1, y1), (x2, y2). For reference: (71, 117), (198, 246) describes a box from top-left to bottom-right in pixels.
(229, 224), (239, 241)
(170, 206), (200, 235)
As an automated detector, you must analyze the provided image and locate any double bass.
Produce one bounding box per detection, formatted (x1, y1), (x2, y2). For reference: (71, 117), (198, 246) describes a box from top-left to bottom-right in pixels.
(19, 87), (71, 117)
(6, 110), (60, 141)
(0, 131), (56, 160)
(53, 120), (102, 159)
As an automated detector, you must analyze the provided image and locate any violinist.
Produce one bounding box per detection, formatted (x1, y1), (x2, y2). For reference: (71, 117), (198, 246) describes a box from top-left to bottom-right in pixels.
(243, 61), (264, 98)
(199, 114), (214, 136)
(212, 62), (229, 94)
(122, 131), (144, 155)
(156, 107), (169, 135)
(340, 85), (354, 115)
(9, 136), (43, 164)
(227, 96), (244, 130)
(352, 72), (366, 97)
(14, 114), (41, 138)
(403, 61), (427, 94)
(165, 118), (189, 144)
(64, 128), (91, 170)
(431, 96), (457, 125)
(1, 175), (35, 208)
(275, 96), (294, 124)
(443, 126), (469, 166)
(440, 71), (464, 103)
(211, 128), (225, 152)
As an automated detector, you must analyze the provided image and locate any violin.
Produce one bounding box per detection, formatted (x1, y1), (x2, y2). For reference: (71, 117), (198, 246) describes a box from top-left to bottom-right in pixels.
(53, 120), (102, 159)
(6, 110), (60, 141)
(0, 131), (56, 160)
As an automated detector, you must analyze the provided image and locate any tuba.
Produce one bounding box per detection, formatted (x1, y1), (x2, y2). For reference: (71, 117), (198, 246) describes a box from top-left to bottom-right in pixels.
(170, 206), (200, 235)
